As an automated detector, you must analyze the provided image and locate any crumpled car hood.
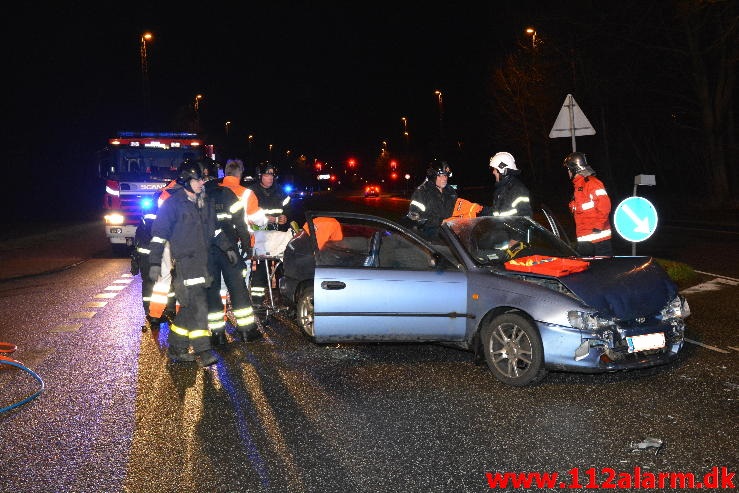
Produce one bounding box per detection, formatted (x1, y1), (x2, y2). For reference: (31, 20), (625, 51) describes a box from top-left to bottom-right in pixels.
(556, 257), (678, 320)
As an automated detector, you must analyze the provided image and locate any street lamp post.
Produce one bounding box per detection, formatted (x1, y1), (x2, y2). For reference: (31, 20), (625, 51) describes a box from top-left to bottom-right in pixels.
(525, 27), (537, 49)
(193, 94), (203, 132)
(401, 116), (409, 152)
(225, 121), (231, 136)
(434, 90), (444, 145)
(140, 32), (153, 118)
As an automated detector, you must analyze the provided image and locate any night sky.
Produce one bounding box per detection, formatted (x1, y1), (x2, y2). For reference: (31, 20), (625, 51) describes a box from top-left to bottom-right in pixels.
(5, 2), (737, 220)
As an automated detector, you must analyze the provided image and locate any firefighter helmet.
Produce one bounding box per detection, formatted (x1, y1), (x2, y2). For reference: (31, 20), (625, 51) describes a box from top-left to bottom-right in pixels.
(563, 152), (595, 176)
(489, 152), (517, 174)
(426, 160), (452, 180)
(256, 162), (277, 179)
(176, 160), (204, 191)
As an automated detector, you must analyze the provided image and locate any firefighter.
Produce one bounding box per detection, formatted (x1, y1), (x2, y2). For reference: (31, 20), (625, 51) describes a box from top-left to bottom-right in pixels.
(247, 162), (292, 307)
(147, 180), (178, 325)
(563, 151), (613, 256)
(202, 160), (260, 344)
(482, 152), (533, 218)
(130, 191), (162, 332)
(404, 160), (458, 241)
(148, 160), (237, 367)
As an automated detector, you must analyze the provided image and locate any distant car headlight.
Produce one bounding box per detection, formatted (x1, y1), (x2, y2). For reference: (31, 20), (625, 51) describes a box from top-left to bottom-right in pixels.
(568, 310), (616, 331)
(105, 213), (125, 225)
(660, 294), (691, 320)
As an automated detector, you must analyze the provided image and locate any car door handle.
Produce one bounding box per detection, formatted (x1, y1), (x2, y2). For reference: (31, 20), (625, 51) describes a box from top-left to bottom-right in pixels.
(321, 281), (346, 290)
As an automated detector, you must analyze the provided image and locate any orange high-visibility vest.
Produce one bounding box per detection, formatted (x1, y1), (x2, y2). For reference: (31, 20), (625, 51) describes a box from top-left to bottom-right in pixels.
(303, 217), (343, 249)
(444, 197), (483, 221)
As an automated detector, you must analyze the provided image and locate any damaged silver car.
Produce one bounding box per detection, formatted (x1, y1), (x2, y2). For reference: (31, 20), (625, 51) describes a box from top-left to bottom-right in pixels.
(279, 210), (690, 386)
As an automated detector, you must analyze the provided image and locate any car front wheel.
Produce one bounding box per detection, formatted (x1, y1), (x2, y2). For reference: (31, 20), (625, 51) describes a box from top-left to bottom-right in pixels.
(296, 285), (314, 337)
(481, 313), (546, 386)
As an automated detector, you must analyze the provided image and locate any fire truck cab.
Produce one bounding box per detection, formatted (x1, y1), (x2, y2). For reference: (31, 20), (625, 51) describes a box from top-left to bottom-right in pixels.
(98, 131), (208, 255)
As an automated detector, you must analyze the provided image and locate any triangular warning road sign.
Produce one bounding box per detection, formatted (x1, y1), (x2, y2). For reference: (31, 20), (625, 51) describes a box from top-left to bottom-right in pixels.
(549, 94), (596, 138)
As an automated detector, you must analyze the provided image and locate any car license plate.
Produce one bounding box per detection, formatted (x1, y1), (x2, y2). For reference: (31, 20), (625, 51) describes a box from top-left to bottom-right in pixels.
(627, 332), (666, 353)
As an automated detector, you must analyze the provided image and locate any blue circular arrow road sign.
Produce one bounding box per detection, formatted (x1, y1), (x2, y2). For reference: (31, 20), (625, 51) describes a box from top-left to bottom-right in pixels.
(613, 196), (658, 242)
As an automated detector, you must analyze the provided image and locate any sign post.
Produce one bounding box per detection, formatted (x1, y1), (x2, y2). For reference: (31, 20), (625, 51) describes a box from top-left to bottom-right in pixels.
(549, 94), (596, 152)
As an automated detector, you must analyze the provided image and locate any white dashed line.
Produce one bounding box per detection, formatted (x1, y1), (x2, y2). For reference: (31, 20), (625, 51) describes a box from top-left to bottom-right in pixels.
(684, 338), (731, 354)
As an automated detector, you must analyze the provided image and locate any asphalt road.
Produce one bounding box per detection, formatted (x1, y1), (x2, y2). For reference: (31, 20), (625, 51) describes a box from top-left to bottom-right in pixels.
(0, 203), (736, 492)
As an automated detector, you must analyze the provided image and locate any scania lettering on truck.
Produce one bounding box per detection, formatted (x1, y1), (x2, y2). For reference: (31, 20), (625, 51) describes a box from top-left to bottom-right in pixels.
(98, 131), (207, 255)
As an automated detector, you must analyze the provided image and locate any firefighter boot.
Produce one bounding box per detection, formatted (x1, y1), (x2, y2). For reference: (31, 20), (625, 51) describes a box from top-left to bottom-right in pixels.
(239, 326), (262, 342)
(167, 347), (195, 363)
(211, 331), (227, 347)
(197, 349), (219, 367)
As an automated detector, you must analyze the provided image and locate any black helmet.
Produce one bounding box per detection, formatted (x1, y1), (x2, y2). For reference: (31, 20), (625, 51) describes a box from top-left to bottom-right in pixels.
(426, 159), (452, 180)
(176, 159), (204, 191)
(256, 161), (277, 179)
(563, 152), (595, 176)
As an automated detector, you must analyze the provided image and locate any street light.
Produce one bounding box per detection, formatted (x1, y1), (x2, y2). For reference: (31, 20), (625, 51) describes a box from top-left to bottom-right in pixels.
(140, 32), (153, 115)
(401, 116), (410, 151)
(193, 94), (203, 131)
(434, 90), (444, 143)
(225, 121), (231, 136)
(525, 27), (537, 49)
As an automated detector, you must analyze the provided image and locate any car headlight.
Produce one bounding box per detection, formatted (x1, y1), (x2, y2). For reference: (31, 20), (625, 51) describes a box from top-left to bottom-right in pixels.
(568, 310), (616, 331)
(661, 294), (690, 320)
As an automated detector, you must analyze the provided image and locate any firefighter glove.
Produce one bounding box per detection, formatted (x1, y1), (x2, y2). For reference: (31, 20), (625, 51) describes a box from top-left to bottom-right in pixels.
(226, 249), (239, 266)
(148, 265), (161, 282)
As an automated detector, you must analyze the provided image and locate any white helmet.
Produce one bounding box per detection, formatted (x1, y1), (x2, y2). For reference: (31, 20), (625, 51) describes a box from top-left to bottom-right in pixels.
(489, 152), (517, 173)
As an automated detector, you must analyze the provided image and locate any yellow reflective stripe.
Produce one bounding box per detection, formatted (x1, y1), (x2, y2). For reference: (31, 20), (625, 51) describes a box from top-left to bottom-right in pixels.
(511, 196), (530, 207)
(229, 201), (244, 214)
(282, 196), (291, 206)
(170, 324), (189, 336)
(137, 247), (151, 254)
(151, 237), (166, 244)
(232, 307), (254, 317)
(410, 200), (426, 212)
(217, 213), (232, 220)
(236, 314), (255, 326)
(142, 296), (151, 302)
(183, 277), (207, 286)
(263, 208), (283, 214)
(208, 312), (225, 321)
(208, 320), (226, 330)
(189, 329), (211, 339)
(144, 213), (157, 220)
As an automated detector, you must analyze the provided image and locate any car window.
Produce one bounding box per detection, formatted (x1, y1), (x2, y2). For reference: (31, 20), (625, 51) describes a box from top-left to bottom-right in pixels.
(446, 216), (578, 265)
(315, 216), (441, 271)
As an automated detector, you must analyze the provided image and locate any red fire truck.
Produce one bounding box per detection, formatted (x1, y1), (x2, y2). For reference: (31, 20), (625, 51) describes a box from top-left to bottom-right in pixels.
(98, 131), (212, 254)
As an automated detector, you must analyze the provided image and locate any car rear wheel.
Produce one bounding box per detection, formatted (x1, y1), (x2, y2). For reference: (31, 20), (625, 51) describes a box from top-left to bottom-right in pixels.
(481, 313), (546, 386)
(296, 285), (314, 337)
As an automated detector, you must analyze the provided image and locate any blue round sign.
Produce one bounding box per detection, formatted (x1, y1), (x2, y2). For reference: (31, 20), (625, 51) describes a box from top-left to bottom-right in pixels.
(613, 196), (658, 242)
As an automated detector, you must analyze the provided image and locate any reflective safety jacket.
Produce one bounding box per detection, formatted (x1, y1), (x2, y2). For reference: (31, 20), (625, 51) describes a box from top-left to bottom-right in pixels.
(407, 180), (458, 240)
(482, 172), (532, 217)
(248, 182), (292, 232)
(149, 187), (232, 289)
(221, 175), (266, 237)
(569, 174), (612, 243)
(204, 179), (251, 250)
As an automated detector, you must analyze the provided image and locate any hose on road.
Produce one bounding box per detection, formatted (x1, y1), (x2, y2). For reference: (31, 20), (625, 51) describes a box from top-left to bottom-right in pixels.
(0, 342), (45, 413)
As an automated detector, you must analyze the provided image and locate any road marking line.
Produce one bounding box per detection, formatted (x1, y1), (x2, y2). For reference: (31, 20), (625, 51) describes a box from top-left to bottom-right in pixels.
(680, 277), (738, 295)
(51, 323), (82, 333)
(693, 270), (739, 283)
(684, 338), (730, 353)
